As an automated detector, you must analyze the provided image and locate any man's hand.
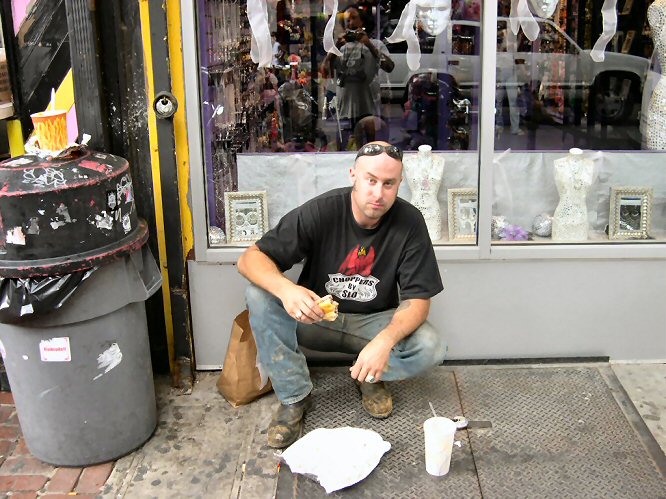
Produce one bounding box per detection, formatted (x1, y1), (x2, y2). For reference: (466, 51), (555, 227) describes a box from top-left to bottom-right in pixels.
(349, 335), (393, 383)
(277, 284), (325, 324)
(348, 299), (431, 383)
(357, 31), (372, 47)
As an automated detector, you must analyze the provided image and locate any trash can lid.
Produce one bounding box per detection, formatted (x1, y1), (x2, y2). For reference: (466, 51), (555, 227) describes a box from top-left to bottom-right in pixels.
(0, 151), (128, 196)
(0, 150), (147, 277)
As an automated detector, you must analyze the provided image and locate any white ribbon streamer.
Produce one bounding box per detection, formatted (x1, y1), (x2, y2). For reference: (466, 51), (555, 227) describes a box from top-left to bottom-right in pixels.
(247, 0), (272, 67)
(590, 0), (618, 62)
(493, 149), (514, 213)
(509, 0), (540, 41)
(323, 0), (343, 56)
(387, 2), (420, 70)
(494, 148), (513, 163)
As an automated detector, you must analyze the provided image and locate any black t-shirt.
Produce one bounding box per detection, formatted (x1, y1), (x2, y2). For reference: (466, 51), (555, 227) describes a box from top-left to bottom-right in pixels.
(256, 187), (443, 313)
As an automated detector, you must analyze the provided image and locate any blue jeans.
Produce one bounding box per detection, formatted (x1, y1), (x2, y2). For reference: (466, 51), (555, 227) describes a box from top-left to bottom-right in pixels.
(245, 284), (448, 404)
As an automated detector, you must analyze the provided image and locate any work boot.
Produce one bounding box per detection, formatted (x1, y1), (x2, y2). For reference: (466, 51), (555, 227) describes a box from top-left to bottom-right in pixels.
(356, 380), (393, 419)
(267, 395), (312, 449)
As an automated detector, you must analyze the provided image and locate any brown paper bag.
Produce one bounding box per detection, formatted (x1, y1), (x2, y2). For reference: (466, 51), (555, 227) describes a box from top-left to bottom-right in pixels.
(217, 310), (273, 407)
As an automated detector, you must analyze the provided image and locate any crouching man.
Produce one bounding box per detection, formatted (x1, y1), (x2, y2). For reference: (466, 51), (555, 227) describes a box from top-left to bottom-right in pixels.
(237, 141), (447, 448)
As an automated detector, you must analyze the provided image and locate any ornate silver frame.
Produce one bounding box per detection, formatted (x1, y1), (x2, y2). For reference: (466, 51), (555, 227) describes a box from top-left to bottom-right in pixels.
(447, 188), (478, 241)
(224, 191), (269, 243)
(608, 186), (652, 240)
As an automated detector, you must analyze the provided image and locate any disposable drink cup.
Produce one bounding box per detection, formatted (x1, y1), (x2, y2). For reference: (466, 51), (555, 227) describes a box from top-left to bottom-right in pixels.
(423, 416), (457, 476)
(30, 109), (68, 151)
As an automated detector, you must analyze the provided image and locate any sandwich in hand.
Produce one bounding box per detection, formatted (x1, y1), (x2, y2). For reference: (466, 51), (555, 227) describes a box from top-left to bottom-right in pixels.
(317, 295), (339, 321)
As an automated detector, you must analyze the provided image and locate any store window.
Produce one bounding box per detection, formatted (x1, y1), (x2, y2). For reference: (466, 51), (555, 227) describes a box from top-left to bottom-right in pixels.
(197, 0), (482, 247)
(491, 1), (665, 246)
(494, 2), (649, 150)
(193, 1), (663, 250)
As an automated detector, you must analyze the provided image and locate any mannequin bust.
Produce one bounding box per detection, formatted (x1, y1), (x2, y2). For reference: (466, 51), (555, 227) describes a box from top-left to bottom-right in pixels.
(403, 145), (445, 240)
(551, 148), (595, 241)
(646, 0), (666, 149)
(528, 0), (560, 17)
(415, 0), (451, 36)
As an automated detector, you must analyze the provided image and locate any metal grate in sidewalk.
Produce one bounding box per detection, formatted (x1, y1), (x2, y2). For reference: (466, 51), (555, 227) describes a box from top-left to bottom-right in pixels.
(276, 366), (666, 498)
(457, 367), (666, 498)
(276, 367), (481, 498)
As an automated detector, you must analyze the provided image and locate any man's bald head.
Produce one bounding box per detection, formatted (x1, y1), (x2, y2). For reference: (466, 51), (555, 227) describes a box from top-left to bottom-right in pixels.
(349, 142), (403, 228)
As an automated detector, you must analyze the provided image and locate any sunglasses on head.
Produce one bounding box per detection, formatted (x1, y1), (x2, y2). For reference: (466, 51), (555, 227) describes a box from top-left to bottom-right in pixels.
(355, 143), (403, 161)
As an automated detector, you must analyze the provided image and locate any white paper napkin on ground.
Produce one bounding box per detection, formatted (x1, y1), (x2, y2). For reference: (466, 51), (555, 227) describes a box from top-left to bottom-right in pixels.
(280, 427), (391, 493)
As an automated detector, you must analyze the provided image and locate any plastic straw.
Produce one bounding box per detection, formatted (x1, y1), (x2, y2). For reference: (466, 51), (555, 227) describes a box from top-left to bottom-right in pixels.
(50, 88), (56, 111)
(428, 401), (437, 418)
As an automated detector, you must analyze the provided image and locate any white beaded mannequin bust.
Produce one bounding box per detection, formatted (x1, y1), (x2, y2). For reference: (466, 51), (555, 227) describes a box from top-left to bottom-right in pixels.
(646, 0), (666, 149)
(552, 148), (595, 241)
(403, 145), (445, 240)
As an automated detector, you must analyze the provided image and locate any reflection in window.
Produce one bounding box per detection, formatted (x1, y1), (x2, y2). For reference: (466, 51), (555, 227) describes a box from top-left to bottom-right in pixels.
(494, 2), (652, 151)
(491, 2), (666, 248)
(199, 0), (482, 157)
(196, 0), (485, 246)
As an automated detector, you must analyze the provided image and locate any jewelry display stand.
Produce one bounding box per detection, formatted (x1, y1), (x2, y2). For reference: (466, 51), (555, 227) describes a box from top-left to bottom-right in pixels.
(552, 148), (595, 241)
(646, 0), (666, 150)
(403, 145), (445, 240)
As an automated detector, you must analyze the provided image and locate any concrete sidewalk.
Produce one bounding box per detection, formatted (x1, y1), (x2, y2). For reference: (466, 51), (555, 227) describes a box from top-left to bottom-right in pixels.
(0, 363), (663, 498)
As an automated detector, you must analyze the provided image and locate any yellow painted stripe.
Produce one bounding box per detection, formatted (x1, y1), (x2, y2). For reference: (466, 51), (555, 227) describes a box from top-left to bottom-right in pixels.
(139, 0), (176, 374)
(55, 69), (74, 111)
(7, 119), (24, 157)
(166, 0), (194, 260)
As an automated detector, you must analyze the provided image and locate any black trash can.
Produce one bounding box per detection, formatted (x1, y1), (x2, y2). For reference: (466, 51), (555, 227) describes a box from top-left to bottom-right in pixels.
(0, 151), (161, 466)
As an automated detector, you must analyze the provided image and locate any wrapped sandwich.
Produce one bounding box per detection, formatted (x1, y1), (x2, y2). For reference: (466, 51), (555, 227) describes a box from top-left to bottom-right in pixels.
(317, 295), (339, 321)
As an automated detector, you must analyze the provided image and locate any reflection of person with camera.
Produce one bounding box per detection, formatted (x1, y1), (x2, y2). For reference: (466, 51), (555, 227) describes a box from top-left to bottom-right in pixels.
(321, 5), (394, 145)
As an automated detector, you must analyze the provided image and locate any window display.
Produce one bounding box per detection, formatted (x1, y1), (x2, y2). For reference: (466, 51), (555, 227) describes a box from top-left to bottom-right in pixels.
(491, 0), (665, 247)
(196, 0), (482, 246)
(189, 0), (664, 250)
(447, 187), (477, 241)
(608, 186), (653, 239)
(403, 144), (445, 241)
(645, 0), (666, 149)
(224, 191), (269, 243)
(551, 148), (595, 242)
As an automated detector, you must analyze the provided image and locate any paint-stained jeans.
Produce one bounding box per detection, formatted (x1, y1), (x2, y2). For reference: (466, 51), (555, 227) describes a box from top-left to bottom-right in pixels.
(245, 284), (448, 405)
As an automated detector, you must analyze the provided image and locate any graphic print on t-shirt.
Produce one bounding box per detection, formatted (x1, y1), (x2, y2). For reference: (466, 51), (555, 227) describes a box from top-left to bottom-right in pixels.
(325, 244), (379, 302)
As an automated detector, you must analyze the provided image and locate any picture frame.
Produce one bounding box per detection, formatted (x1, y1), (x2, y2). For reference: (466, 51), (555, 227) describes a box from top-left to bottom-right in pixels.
(447, 188), (478, 241)
(224, 191), (269, 243)
(608, 186), (652, 240)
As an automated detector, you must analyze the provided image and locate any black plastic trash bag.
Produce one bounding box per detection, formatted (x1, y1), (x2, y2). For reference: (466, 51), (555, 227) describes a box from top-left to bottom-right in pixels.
(0, 268), (97, 324)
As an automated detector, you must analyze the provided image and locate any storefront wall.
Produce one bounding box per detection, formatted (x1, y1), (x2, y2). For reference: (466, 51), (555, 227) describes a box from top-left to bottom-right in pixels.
(189, 258), (666, 368)
(182, 2), (666, 368)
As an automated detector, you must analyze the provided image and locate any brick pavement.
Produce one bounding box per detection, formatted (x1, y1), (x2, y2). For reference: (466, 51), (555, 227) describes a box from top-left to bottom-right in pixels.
(0, 392), (115, 497)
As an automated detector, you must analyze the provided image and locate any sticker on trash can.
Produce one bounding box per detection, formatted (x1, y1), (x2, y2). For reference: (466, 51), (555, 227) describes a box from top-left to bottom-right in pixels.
(39, 337), (71, 362)
(93, 343), (122, 380)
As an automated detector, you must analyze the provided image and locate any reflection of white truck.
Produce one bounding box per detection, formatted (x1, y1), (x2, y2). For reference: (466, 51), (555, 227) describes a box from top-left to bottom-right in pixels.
(383, 17), (650, 124)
